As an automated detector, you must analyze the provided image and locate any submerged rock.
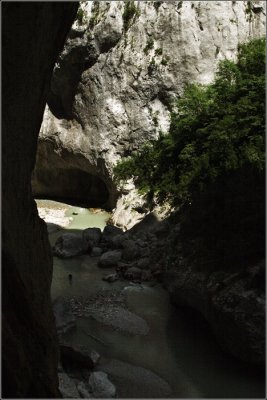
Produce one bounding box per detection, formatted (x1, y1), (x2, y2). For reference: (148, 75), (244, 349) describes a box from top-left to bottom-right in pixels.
(88, 371), (116, 398)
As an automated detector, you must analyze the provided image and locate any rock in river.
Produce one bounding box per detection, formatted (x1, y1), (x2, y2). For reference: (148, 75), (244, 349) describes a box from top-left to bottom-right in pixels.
(83, 227), (102, 248)
(53, 233), (87, 258)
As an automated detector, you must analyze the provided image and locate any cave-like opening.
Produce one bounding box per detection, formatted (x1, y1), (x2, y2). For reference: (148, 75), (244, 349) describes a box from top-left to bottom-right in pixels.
(32, 167), (111, 209)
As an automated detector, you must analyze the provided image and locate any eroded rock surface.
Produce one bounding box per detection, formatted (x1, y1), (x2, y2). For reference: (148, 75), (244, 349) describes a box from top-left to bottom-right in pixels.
(32, 1), (266, 223)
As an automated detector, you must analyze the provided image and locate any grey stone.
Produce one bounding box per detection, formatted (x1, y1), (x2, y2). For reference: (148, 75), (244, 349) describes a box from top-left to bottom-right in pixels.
(99, 250), (122, 267)
(101, 225), (124, 247)
(83, 227), (102, 248)
(91, 246), (103, 257)
(53, 233), (87, 258)
(88, 371), (116, 398)
(110, 233), (127, 249)
(58, 372), (80, 398)
(77, 381), (92, 398)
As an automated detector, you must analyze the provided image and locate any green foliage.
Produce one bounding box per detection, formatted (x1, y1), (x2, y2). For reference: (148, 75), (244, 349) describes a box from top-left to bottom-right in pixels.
(153, 2), (162, 11)
(89, 2), (100, 28)
(161, 57), (169, 65)
(122, 1), (140, 31)
(114, 38), (265, 209)
(144, 37), (154, 55)
(153, 116), (159, 126)
(155, 47), (163, 56)
(148, 58), (156, 75)
(76, 7), (87, 25)
(177, 1), (183, 10)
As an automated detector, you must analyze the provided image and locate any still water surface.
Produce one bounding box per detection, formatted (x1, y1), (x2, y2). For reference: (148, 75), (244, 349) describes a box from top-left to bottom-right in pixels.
(37, 199), (265, 398)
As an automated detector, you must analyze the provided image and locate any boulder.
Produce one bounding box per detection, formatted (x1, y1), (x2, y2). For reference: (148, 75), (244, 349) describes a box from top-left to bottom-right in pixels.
(58, 372), (80, 398)
(101, 225), (124, 247)
(91, 247), (103, 257)
(88, 371), (116, 398)
(83, 228), (102, 248)
(53, 233), (87, 258)
(110, 233), (128, 249)
(103, 224), (123, 237)
(116, 262), (131, 273)
(98, 250), (122, 267)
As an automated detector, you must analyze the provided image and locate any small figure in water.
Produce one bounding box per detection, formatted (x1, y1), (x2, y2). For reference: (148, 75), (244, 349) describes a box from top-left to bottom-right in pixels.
(68, 274), (73, 284)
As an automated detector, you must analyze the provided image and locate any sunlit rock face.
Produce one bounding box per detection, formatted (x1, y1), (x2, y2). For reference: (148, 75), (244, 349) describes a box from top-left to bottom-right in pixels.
(2, 3), (78, 398)
(33, 1), (266, 219)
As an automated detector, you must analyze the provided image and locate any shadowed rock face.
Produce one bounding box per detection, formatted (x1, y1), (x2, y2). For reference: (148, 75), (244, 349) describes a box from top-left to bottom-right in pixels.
(2, 3), (78, 398)
(32, 139), (116, 209)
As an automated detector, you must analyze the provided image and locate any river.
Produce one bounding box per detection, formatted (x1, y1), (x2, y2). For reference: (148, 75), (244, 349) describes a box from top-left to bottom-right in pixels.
(36, 199), (265, 398)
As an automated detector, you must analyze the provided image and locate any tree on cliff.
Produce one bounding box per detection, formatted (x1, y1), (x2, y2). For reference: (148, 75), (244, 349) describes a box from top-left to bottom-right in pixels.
(114, 38), (265, 268)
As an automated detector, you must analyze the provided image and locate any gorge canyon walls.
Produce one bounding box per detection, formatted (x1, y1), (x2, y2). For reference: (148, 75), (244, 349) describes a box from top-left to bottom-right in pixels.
(32, 0), (266, 226)
(2, 3), (78, 397)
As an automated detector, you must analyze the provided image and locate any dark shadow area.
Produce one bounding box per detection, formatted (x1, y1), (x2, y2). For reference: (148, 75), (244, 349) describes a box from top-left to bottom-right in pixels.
(33, 168), (110, 208)
(166, 304), (266, 398)
(47, 29), (99, 120)
(177, 167), (265, 273)
(36, 197), (104, 209)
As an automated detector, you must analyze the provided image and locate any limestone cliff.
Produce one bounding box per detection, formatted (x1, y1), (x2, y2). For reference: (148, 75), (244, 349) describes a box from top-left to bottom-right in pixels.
(32, 0), (266, 222)
(2, 3), (78, 397)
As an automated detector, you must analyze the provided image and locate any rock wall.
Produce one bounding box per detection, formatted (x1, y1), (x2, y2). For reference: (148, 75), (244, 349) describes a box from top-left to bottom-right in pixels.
(32, 1), (266, 218)
(2, 3), (78, 398)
